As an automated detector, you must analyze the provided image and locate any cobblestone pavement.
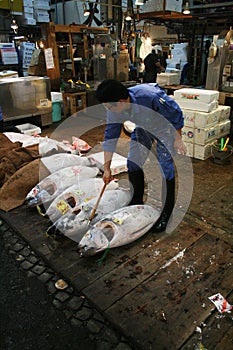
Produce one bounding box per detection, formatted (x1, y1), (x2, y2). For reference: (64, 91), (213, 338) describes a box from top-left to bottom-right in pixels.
(0, 219), (134, 350)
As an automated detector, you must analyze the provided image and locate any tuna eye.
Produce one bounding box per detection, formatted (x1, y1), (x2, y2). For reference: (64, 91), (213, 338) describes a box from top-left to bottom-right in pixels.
(72, 208), (81, 215)
(102, 224), (114, 241)
(46, 183), (56, 195)
(66, 196), (76, 208)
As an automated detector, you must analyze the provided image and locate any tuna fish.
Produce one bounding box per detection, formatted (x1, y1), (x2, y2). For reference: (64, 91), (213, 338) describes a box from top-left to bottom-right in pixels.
(45, 178), (119, 223)
(41, 153), (93, 173)
(25, 165), (99, 207)
(78, 205), (160, 256)
(47, 189), (131, 243)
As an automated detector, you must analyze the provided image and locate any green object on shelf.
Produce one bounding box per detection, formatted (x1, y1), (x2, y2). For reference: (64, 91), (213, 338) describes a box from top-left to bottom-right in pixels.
(52, 101), (61, 122)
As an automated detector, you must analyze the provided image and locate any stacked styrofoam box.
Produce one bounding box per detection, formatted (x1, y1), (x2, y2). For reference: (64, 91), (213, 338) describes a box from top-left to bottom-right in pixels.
(20, 42), (36, 69)
(0, 43), (18, 65)
(21, 0), (36, 25)
(34, 0), (50, 22)
(157, 72), (180, 86)
(175, 88), (231, 160)
(174, 88), (219, 112)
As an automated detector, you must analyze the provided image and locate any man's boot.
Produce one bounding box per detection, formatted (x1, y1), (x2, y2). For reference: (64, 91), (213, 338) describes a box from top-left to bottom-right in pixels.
(128, 169), (145, 205)
(152, 177), (175, 233)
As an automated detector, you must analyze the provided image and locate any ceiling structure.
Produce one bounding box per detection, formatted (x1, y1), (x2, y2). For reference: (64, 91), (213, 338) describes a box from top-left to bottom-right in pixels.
(135, 1), (233, 36)
(50, 1), (233, 37)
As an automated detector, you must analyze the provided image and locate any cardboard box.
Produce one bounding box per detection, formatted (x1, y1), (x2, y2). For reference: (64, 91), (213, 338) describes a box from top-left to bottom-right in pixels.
(16, 123), (41, 135)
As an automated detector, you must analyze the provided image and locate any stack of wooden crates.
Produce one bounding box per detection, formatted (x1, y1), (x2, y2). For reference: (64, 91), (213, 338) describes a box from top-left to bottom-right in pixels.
(174, 88), (231, 160)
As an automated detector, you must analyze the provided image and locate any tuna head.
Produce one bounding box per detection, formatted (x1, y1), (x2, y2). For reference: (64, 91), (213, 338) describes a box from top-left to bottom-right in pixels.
(78, 221), (116, 257)
(25, 181), (57, 207)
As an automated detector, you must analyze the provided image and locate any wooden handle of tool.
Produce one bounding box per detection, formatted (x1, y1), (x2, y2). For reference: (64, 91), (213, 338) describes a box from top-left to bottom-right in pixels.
(88, 183), (107, 223)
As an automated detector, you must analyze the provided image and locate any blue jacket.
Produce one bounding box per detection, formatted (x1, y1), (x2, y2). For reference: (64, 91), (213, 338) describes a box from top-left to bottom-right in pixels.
(103, 83), (184, 152)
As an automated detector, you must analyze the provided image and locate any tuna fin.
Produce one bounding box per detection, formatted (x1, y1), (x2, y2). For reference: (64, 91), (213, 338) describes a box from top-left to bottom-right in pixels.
(36, 205), (46, 217)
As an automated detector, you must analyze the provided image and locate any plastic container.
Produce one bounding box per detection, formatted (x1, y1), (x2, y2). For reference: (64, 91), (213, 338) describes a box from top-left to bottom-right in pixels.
(52, 101), (61, 122)
(16, 123), (41, 135)
(212, 144), (233, 165)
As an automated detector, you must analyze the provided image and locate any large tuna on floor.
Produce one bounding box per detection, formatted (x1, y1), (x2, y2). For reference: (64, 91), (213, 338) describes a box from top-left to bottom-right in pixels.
(41, 153), (93, 173)
(78, 205), (160, 256)
(25, 165), (99, 207)
(45, 178), (119, 223)
(47, 189), (131, 243)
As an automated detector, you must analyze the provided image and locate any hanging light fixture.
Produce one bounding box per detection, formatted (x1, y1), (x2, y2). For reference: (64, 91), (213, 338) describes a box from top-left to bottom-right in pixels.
(83, 3), (90, 17)
(135, 0), (145, 5)
(183, 1), (190, 15)
(125, 11), (132, 21)
(10, 18), (18, 33)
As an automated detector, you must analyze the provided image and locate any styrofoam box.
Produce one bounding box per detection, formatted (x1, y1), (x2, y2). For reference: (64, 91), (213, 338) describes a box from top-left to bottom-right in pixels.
(182, 124), (219, 145)
(182, 109), (195, 127)
(174, 88), (219, 104)
(23, 0), (33, 5)
(216, 105), (231, 122)
(182, 126), (195, 143)
(194, 142), (214, 160)
(88, 152), (127, 175)
(16, 123), (41, 135)
(23, 6), (34, 13)
(218, 120), (231, 137)
(195, 109), (219, 128)
(183, 141), (194, 158)
(176, 99), (218, 113)
(22, 18), (36, 25)
(51, 92), (63, 102)
(195, 124), (219, 145)
(157, 73), (180, 86)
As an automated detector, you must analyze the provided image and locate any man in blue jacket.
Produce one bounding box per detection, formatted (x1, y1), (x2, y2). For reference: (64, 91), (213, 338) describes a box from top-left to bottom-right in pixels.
(95, 80), (186, 233)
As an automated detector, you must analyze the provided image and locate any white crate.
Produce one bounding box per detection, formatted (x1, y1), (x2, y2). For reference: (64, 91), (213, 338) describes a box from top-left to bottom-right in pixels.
(16, 123), (41, 136)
